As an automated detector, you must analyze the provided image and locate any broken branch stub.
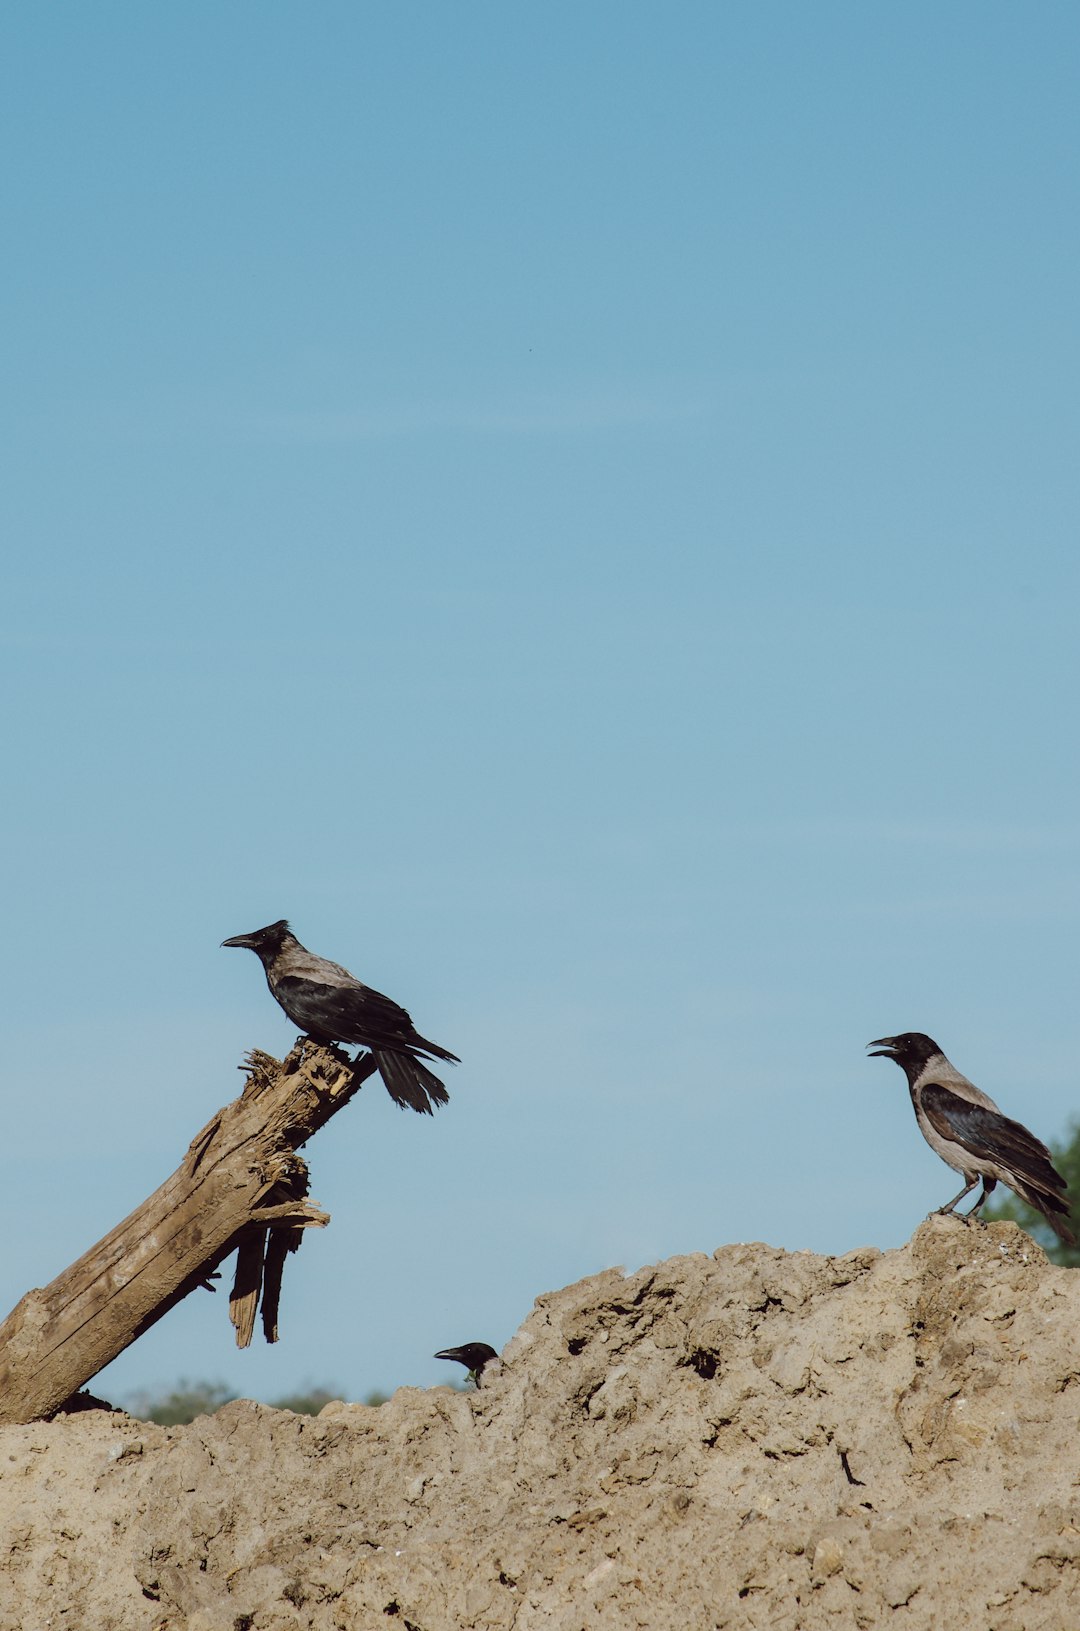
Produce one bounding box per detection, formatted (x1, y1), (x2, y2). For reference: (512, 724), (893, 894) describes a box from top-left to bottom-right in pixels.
(0, 1040), (378, 1426)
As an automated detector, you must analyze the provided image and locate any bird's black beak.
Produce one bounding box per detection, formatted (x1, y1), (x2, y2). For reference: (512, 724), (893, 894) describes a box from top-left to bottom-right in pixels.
(221, 933), (258, 950)
(867, 1036), (898, 1059)
(434, 1347), (466, 1363)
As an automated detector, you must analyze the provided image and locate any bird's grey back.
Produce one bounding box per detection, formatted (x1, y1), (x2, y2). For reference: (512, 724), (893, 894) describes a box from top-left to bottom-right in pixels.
(914, 1051), (999, 1112)
(271, 939), (363, 990)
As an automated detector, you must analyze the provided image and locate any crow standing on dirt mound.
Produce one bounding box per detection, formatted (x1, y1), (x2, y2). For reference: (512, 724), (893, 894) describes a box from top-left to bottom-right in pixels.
(869, 1031), (1075, 1243)
(222, 919), (458, 1114)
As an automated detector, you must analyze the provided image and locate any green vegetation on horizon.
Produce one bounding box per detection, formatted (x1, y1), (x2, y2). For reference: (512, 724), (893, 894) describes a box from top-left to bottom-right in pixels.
(126, 1380), (390, 1425)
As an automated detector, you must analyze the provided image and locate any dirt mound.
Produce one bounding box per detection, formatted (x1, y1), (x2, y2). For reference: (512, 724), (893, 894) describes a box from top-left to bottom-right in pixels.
(2, 1217), (1079, 1630)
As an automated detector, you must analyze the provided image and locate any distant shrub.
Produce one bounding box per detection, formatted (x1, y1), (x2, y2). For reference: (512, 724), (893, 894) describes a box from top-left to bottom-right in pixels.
(127, 1379), (236, 1425)
(126, 1379), (388, 1423)
(269, 1387), (340, 1416)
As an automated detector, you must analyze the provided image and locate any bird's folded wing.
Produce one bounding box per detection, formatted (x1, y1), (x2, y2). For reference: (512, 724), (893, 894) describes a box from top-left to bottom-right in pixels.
(274, 975), (413, 1044)
(921, 1082), (1066, 1196)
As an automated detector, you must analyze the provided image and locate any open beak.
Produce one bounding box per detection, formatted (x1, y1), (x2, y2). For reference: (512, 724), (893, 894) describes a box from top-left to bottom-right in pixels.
(867, 1036), (898, 1058)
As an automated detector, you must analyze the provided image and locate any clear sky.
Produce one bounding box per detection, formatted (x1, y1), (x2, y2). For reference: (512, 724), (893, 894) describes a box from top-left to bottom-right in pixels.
(3, 3), (1079, 1406)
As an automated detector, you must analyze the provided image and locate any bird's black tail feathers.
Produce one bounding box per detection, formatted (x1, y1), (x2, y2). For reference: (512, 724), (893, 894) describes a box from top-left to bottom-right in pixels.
(373, 1047), (452, 1115)
(963, 1107), (1075, 1246)
(410, 1033), (461, 1066)
(1011, 1174), (1076, 1245)
(1000, 1138), (1076, 1244)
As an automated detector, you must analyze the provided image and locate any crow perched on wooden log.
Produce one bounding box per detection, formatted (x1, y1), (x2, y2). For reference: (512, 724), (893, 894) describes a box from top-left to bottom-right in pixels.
(222, 919), (457, 1114)
(869, 1031), (1075, 1243)
(434, 1342), (498, 1385)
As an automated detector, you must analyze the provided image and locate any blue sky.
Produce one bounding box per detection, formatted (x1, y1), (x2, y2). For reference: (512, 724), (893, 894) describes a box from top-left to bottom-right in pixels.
(2, 3), (1079, 1406)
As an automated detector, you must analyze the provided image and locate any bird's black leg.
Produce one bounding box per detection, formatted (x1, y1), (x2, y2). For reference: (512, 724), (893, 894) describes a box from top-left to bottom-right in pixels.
(963, 1177), (998, 1219)
(935, 1176), (979, 1217)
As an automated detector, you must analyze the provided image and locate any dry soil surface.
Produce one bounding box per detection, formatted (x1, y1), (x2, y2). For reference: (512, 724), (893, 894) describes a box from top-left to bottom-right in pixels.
(2, 1217), (1080, 1630)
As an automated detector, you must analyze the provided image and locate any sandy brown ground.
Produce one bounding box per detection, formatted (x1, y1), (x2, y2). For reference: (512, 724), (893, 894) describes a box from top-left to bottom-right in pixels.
(2, 1216), (1080, 1630)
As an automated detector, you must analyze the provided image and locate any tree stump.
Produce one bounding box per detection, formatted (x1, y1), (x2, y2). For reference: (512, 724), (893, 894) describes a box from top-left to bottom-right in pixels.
(0, 1040), (378, 1426)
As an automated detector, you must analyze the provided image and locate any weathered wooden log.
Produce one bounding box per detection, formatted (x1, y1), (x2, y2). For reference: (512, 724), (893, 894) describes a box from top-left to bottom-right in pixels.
(0, 1040), (379, 1426)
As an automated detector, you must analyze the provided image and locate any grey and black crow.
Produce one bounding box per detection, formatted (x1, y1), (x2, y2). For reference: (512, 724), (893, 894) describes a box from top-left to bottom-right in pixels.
(222, 919), (457, 1114)
(869, 1031), (1075, 1244)
(434, 1343), (498, 1385)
